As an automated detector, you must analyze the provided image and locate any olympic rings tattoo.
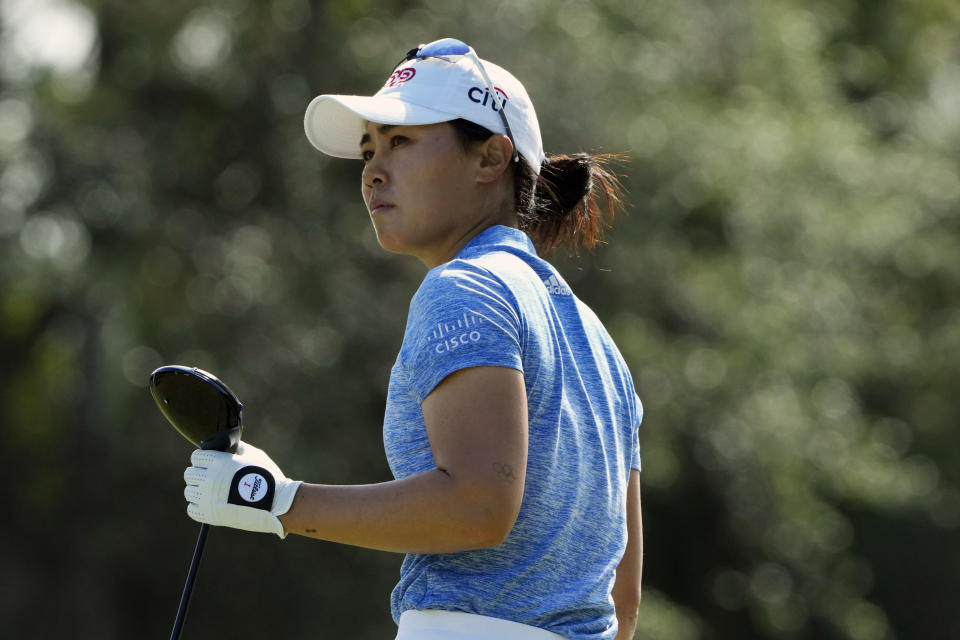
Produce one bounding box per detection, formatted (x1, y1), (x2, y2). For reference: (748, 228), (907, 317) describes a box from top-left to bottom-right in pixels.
(492, 462), (518, 483)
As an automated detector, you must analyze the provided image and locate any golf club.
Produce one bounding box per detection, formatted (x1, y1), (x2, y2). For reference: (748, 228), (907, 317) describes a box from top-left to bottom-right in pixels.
(149, 365), (243, 640)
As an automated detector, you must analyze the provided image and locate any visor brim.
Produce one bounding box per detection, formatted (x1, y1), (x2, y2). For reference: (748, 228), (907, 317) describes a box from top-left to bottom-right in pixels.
(303, 95), (461, 158)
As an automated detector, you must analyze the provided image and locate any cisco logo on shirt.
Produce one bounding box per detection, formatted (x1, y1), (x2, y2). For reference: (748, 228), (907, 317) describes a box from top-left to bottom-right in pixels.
(426, 311), (486, 354)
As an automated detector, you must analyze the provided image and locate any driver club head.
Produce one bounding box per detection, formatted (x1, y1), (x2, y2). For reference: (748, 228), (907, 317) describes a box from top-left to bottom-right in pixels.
(148, 365), (243, 453)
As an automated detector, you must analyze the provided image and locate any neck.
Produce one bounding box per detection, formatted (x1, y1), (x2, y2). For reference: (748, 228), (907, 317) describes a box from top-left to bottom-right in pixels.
(418, 216), (516, 269)
(416, 183), (517, 269)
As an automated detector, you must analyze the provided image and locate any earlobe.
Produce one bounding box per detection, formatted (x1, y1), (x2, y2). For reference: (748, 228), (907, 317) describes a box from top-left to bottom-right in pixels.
(476, 134), (513, 184)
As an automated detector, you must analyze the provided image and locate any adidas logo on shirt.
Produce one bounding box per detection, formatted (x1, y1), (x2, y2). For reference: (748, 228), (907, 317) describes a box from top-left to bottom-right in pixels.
(543, 275), (572, 296)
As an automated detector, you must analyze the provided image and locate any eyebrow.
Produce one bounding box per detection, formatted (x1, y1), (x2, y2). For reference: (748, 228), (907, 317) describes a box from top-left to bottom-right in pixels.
(359, 124), (397, 148)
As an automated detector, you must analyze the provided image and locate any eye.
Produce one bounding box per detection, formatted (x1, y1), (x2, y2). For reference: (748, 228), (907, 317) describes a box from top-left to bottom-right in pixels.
(361, 149), (374, 162)
(390, 135), (408, 148)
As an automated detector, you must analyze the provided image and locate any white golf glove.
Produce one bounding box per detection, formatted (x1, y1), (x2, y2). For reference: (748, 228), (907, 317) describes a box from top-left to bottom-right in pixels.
(183, 442), (302, 538)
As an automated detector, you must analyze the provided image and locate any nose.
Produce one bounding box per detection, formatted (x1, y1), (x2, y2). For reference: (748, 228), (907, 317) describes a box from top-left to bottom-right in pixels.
(362, 155), (386, 189)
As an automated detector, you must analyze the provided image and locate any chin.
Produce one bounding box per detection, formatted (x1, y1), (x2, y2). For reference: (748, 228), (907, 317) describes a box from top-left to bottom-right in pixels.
(371, 222), (413, 256)
(375, 236), (408, 256)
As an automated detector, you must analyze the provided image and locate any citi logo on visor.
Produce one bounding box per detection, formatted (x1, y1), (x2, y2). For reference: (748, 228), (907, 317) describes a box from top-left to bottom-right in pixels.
(468, 86), (509, 112)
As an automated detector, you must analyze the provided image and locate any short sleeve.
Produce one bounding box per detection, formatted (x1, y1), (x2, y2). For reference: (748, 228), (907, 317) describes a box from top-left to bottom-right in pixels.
(401, 262), (523, 403)
(631, 392), (643, 472)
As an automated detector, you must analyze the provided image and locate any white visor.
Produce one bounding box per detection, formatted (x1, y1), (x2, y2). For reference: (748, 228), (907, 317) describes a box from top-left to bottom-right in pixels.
(304, 45), (546, 172)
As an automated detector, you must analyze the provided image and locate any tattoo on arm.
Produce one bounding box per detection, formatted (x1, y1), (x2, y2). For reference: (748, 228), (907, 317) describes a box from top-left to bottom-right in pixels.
(492, 462), (518, 483)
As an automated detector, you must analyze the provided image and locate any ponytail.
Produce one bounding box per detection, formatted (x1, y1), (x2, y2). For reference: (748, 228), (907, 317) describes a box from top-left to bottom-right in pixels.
(449, 119), (626, 254)
(518, 153), (625, 254)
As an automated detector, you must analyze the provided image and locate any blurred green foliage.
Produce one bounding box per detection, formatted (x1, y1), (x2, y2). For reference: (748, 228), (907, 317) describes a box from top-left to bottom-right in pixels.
(1, 0), (958, 638)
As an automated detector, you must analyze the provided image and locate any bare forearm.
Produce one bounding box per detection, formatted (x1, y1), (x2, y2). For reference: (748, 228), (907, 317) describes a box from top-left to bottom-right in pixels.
(612, 546), (642, 640)
(613, 469), (643, 639)
(614, 605), (639, 640)
(278, 469), (512, 553)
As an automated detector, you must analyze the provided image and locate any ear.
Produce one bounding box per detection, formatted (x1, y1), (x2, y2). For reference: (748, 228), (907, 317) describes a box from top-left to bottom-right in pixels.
(475, 134), (514, 184)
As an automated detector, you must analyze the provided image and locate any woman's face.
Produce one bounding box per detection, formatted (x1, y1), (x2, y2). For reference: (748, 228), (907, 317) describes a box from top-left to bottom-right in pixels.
(360, 122), (479, 267)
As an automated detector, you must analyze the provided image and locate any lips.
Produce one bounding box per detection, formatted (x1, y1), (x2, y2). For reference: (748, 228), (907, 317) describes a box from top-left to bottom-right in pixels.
(368, 198), (395, 215)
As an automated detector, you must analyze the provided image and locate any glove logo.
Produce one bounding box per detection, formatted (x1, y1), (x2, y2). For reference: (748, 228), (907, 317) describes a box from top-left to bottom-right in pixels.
(237, 472), (268, 503)
(228, 465), (276, 511)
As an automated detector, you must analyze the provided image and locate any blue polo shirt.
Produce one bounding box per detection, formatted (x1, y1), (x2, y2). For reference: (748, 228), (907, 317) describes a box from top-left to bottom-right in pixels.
(382, 225), (642, 640)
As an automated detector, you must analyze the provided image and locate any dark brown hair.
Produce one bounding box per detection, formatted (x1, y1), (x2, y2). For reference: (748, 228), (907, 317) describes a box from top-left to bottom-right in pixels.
(450, 119), (625, 254)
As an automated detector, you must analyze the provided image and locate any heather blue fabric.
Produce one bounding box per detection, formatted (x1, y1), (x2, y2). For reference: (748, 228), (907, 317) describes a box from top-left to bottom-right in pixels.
(383, 226), (643, 640)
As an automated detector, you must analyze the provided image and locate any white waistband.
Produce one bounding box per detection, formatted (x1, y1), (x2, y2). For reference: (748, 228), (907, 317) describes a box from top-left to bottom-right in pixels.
(396, 610), (565, 640)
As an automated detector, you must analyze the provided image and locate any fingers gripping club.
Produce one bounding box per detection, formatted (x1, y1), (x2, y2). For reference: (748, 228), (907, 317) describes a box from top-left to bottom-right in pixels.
(182, 443), (301, 538)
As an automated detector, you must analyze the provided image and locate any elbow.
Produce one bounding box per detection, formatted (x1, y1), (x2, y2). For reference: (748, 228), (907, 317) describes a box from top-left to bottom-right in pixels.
(439, 468), (523, 550)
(481, 511), (517, 548)
(471, 529), (511, 551)
(616, 590), (642, 617)
(461, 490), (521, 550)
(464, 501), (518, 549)
(612, 580), (642, 618)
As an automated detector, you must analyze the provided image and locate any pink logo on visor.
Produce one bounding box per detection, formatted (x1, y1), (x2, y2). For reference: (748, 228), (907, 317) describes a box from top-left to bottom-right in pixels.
(385, 68), (416, 88)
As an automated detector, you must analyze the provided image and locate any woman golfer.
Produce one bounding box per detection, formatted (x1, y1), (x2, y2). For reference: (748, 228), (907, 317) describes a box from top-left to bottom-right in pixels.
(182, 38), (643, 640)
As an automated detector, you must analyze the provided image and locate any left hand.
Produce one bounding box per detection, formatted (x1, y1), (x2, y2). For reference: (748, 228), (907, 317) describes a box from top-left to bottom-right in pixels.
(183, 442), (302, 538)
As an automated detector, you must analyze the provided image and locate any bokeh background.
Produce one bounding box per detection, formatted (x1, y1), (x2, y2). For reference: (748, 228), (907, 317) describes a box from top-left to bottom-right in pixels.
(2, 0), (959, 638)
